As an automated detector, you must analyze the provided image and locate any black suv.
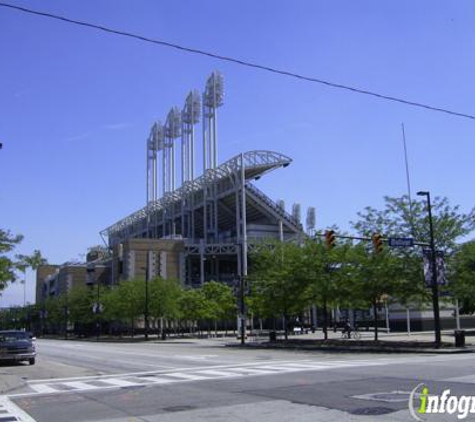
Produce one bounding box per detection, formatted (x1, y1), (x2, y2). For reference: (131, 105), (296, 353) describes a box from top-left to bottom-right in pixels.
(0, 330), (36, 365)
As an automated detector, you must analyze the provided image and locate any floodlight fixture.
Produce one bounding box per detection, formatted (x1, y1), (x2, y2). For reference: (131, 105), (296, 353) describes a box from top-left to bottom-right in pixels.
(292, 203), (301, 223)
(204, 71), (224, 108)
(166, 107), (182, 139)
(183, 90), (201, 124)
(147, 131), (155, 151)
(306, 207), (316, 232)
(153, 121), (165, 150)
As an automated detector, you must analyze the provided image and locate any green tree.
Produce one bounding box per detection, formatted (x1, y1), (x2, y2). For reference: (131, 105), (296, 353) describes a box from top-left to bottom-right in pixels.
(352, 195), (475, 325)
(102, 279), (144, 336)
(44, 295), (66, 333)
(148, 277), (182, 336)
(201, 281), (236, 335)
(177, 288), (208, 334)
(16, 250), (48, 272)
(16, 249), (48, 306)
(67, 286), (95, 328)
(249, 240), (307, 340)
(0, 229), (24, 292)
(301, 238), (354, 339)
(348, 244), (407, 340)
(352, 195), (475, 254)
(449, 241), (475, 314)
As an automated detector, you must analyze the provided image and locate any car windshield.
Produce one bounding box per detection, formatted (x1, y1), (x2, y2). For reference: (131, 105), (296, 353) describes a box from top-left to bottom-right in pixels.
(0, 332), (29, 342)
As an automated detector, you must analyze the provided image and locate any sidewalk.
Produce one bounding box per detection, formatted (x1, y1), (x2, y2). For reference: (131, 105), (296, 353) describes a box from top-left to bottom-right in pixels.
(0, 372), (26, 395)
(228, 328), (475, 353)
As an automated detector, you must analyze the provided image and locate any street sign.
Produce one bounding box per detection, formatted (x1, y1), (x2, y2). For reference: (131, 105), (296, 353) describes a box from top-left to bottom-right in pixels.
(388, 237), (414, 247)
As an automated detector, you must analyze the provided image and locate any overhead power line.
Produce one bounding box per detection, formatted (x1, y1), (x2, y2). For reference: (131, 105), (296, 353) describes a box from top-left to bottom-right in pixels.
(1, 1), (474, 121)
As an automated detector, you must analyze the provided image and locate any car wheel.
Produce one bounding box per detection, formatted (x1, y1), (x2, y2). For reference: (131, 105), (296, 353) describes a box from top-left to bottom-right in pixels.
(29, 358), (35, 365)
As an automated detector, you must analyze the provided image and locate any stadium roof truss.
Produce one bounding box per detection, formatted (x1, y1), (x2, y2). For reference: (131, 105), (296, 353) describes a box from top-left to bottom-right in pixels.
(101, 150), (303, 249)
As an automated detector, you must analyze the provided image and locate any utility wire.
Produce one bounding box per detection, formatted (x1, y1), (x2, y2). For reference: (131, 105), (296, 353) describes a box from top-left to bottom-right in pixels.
(1, 1), (474, 121)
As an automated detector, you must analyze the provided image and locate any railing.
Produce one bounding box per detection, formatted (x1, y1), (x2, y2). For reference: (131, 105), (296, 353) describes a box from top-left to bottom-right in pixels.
(246, 183), (301, 229)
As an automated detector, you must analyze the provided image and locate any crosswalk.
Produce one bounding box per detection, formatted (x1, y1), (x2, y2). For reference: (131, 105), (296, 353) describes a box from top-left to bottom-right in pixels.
(0, 396), (36, 422)
(11, 358), (389, 398)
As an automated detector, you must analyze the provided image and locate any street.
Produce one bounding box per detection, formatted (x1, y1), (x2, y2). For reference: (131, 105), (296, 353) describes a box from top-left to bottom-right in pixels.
(1, 338), (475, 421)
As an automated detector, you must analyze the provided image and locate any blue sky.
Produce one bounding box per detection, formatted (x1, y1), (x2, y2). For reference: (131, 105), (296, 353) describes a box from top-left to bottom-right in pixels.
(1, 0), (474, 306)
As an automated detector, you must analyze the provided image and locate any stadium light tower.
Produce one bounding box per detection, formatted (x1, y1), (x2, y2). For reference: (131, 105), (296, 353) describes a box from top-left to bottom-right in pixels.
(182, 90), (201, 183)
(165, 107), (182, 193)
(146, 123), (157, 204)
(146, 122), (164, 204)
(154, 122), (164, 199)
(306, 207), (316, 235)
(203, 71), (224, 171)
(292, 203), (301, 225)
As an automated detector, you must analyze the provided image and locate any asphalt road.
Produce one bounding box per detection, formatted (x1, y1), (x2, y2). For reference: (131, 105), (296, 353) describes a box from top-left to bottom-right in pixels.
(2, 338), (475, 421)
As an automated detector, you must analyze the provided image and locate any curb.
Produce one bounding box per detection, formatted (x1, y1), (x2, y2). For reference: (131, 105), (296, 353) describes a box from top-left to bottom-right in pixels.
(225, 342), (475, 354)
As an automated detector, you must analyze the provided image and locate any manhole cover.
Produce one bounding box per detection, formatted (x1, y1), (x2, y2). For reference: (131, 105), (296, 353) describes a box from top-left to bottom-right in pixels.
(163, 405), (196, 412)
(353, 391), (414, 403)
(351, 407), (395, 415)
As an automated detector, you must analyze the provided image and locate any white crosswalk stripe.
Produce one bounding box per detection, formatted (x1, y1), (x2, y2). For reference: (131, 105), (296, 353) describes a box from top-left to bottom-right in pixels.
(14, 358), (391, 398)
(99, 378), (142, 387)
(62, 381), (98, 391)
(0, 396), (36, 421)
(164, 372), (212, 381)
(29, 384), (59, 394)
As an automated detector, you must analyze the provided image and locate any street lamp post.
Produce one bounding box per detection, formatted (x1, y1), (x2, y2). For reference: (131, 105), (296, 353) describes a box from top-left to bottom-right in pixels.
(417, 190), (441, 347)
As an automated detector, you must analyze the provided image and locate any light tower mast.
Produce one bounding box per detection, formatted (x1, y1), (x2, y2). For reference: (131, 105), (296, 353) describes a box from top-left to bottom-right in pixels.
(164, 107), (181, 193)
(202, 71), (224, 243)
(182, 90), (201, 183)
(203, 71), (224, 171)
(146, 122), (163, 204)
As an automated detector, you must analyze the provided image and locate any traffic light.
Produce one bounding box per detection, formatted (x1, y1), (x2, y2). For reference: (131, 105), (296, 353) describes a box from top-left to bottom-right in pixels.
(325, 230), (336, 250)
(372, 233), (383, 253)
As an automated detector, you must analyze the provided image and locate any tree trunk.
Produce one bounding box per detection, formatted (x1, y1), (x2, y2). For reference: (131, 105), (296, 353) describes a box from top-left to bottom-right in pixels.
(323, 298), (328, 340)
(373, 302), (379, 341)
(283, 314), (288, 341)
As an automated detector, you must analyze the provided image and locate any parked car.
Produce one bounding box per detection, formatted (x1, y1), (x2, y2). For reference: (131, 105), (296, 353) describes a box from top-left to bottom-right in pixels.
(0, 330), (36, 365)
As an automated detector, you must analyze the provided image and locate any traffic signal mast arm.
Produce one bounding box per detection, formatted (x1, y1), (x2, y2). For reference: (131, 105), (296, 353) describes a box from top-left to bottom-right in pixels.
(316, 232), (429, 247)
